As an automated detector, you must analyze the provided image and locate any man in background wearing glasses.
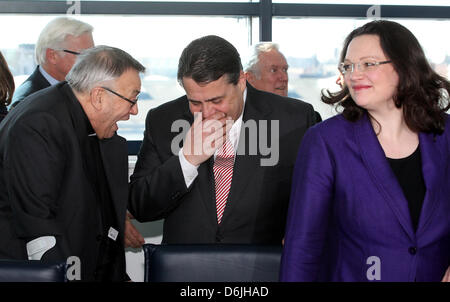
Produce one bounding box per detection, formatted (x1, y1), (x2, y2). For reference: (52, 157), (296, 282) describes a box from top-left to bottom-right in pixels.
(0, 46), (145, 281)
(11, 17), (94, 107)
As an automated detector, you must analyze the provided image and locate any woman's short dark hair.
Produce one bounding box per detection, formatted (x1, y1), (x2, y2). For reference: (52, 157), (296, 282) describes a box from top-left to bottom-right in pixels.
(177, 35), (243, 86)
(322, 20), (450, 134)
(0, 51), (15, 106)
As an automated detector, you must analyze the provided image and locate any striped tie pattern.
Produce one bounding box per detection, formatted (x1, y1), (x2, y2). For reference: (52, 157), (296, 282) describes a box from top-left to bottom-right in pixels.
(213, 138), (235, 224)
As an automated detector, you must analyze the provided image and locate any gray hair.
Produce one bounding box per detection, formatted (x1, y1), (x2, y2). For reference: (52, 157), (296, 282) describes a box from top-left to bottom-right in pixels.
(66, 45), (146, 93)
(35, 17), (94, 65)
(244, 42), (281, 79)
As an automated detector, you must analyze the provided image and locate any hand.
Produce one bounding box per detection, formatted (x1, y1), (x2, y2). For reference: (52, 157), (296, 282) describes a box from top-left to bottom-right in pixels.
(183, 112), (233, 166)
(442, 266), (450, 282)
(124, 212), (145, 248)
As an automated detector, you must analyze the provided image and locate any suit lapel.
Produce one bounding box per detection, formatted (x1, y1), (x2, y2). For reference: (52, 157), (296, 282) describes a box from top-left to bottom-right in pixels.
(33, 66), (51, 89)
(99, 135), (129, 235)
(179, 101), (218, 226)
(197, 157), (218, 226)
(415, 132), (443, 235)
(355, 114), (415, 240)
(221, 84), (272, 223)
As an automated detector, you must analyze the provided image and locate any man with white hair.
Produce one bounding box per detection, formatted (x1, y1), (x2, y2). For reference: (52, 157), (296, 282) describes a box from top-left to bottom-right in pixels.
(245, 42), (289, 97)
(245, 42), (322, 122)
(0, 46), (145, 281)
(11, 17), (94, 107)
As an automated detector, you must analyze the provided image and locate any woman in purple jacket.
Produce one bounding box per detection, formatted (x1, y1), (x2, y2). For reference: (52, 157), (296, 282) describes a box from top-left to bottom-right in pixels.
(280, 20), (450, 282)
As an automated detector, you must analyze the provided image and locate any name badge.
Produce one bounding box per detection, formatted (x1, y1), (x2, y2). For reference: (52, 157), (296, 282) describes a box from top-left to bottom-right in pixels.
(108, 227), (119, 241)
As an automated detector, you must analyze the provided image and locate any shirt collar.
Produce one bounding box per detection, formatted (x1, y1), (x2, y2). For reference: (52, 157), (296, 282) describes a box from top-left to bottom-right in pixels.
(212, 87), (247, 158)
(228, 88), (246, 149)
(39, 65), (60, 86)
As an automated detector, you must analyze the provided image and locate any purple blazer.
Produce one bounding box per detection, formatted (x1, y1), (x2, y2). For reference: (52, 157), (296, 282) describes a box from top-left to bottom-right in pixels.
(280, 113), (450, 282)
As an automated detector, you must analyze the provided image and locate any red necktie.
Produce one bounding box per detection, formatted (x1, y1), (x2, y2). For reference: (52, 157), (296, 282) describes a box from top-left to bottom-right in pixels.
(213, 138), (235, 224)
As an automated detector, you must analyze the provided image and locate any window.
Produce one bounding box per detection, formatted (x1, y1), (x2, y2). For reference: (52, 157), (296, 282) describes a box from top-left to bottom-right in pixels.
(1, 14), (256, 140)
(1, 2), (448, 139)
(272, 17), (450, 120)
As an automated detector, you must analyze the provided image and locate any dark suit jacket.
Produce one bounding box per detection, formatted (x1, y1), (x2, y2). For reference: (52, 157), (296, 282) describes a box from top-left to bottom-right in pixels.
(129, 83), (317, 244)
(11, 66), (51, 108)
(0, 82), (129, 281)
(281, 113), (450, 281)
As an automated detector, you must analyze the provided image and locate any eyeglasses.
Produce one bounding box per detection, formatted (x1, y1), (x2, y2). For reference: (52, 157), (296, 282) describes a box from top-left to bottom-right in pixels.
(101, 86), (139, 106)
(338, 59), (392, 75)
(61, 49), (81, 55)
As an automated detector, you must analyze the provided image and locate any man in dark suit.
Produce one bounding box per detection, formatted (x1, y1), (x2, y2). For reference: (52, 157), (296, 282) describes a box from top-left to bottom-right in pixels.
(0, 46), (145, 281)
(129, 35), (317, 244)
(245, 42), (322, 122)
(11, 17), (94, 107)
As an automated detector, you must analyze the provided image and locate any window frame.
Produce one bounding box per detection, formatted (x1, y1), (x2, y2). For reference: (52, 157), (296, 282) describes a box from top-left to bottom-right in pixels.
(1, 0), (448, 153)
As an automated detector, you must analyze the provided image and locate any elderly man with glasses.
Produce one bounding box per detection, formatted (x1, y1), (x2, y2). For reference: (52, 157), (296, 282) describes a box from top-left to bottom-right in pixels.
(245, 42), (322, 123)
(11, 17), (94, 108)
(0, 45), (145, 282)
